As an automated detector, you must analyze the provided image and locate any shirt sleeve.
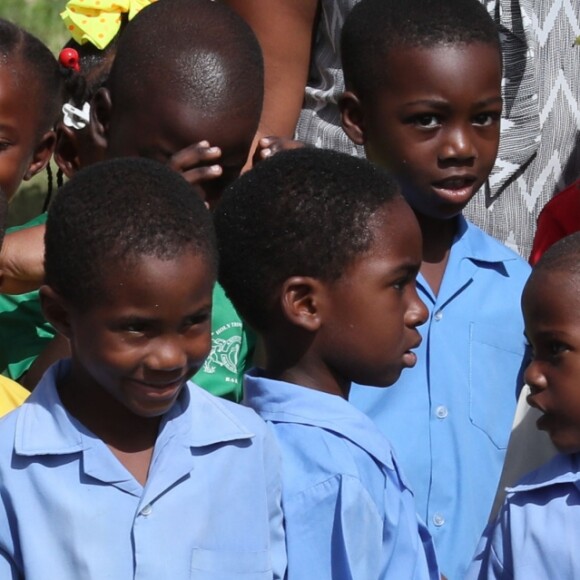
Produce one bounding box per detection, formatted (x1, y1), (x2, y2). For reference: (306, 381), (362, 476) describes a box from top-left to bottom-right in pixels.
(284, 474), (384, 580)
(0, 548), (19, 580)
(0, 490), (21, 580)
(467, 508), (512, 580)
(263, 424), (287, 580)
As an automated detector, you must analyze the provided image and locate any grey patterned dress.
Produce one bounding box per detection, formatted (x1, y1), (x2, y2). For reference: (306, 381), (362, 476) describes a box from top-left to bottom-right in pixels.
(295, 0), (580, 258)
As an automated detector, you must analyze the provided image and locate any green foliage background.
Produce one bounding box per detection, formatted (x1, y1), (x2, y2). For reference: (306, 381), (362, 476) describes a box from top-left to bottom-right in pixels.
(1, 0), (69, 226)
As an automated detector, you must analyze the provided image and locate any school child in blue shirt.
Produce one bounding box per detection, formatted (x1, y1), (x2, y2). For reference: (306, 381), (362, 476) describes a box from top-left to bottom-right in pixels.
(468, 232), (580, 579)
(339, 0), (531, 577)
(214, 148), (440, 580)
(0, 158), (286, 579)
(1, 0), (264, 399)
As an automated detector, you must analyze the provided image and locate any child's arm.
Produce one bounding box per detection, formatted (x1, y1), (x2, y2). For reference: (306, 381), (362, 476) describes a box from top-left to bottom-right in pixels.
(222, 0), (319, 157)
(0, 225), (46, 294)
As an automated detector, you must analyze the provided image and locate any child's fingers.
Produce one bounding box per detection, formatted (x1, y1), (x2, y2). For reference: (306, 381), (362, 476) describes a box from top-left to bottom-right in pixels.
(180, 164), (223, 190)
(168, 141), (222, 174)
(256, 136), (305, 162)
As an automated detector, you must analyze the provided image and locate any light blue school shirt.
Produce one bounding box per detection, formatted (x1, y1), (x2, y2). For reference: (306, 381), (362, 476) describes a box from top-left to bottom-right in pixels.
(468, 453), (580, 579)
(244, 371), (440, 580)
(350, 217), (530, 580)
(0, 359), (286, 580)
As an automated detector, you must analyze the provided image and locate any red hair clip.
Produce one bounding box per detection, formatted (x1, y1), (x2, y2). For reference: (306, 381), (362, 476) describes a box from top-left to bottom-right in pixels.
(59, 47), (81, 72)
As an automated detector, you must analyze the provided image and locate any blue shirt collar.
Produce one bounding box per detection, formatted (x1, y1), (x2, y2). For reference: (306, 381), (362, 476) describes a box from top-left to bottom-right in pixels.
(14, 359), (254, 457)
(453, 215), (521, 265)
(244, 370), (396, 471)
(507, 453), (580, 494)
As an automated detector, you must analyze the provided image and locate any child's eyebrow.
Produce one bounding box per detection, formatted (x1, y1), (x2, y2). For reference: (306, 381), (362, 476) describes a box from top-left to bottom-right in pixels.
(403, 96), (503, 109)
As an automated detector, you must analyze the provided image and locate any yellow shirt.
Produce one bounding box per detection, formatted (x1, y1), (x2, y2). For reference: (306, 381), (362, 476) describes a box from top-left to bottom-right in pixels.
(0, 375), (29, 417)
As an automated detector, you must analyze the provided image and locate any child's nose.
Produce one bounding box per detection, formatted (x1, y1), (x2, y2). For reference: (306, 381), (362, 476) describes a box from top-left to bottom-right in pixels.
(439, 126), (476, 162)
(146, 337), (188, 372)
(524, 360), (547, 398)
(406, 287), (428, 328)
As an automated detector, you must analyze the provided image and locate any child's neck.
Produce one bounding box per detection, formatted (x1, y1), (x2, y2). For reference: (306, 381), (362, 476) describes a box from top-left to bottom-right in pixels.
(58, 370), (160, 486)
(416, 212), (459, 297)
(265, 339), (350, 399)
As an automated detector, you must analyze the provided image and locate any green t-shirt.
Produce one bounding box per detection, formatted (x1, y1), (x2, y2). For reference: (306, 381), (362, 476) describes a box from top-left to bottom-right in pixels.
(0, 214), (54, 381)
(0, 214), (254, 401)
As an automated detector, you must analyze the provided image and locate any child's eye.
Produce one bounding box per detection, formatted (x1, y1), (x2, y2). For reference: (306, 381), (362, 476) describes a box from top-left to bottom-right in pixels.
(392, 276), (413, 291)
(183, 311), (211, 329)
(472, 112), (500, 127)
(125, 323), (147, 334)
(413, 114), (440, 129)
(548, 341), (568, 357)
(0, 140), (12, 152)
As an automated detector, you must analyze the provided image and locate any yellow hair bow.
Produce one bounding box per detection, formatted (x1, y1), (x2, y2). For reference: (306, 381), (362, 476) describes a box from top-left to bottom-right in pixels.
(61, 0), (157, 51)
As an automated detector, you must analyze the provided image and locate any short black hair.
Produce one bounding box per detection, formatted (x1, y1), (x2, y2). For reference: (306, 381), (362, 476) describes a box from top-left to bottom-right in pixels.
(214, 148), (402, 331)
(45, 157), (217, 310)
(532, 232), (580, 278)
(0, 18), (63, 134)
(108, 0), (263, 123)
(341, 0), (501, 99)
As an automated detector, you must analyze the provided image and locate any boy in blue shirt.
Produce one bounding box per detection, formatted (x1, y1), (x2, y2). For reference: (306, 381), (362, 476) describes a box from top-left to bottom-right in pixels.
(339, 0), (530, 577)
(0, 158), (286, 579)
(468, 232), (580, 579)
(215, 148), (439, 580)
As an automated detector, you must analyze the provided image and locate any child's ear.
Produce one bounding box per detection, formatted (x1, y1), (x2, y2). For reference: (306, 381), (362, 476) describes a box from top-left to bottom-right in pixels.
(339, 91), (366, 146)
(90, 87), (112, 150)
(39, 285), (74, 340)
(23, 130), (57, 181)
(54, 123), (81, 178)
(280, 276), (325, 332)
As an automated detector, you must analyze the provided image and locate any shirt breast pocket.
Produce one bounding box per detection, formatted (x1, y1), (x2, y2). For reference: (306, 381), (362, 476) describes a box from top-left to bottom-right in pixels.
(469, 322), (526, 449)
(191, 548), (273, 579)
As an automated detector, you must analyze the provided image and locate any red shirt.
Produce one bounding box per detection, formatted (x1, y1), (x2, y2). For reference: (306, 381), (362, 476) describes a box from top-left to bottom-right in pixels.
(530, 179), (580, 265)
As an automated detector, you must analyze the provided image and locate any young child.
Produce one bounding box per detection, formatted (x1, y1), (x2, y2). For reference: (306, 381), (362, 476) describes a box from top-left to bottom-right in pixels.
(0, 6), (140, 381)
(0, 18), (62, 387)
(1, 0), (264, 400)
(0, 157), (285, 579)
(339, 0), (531, 577)
(468, 232), (580, 579)
(215, 148), (439, 579)
(0, 18), (62, 203)
(0, 190), (29, 417)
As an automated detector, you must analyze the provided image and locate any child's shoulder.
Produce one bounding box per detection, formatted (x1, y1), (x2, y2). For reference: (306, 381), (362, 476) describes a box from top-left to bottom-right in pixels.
(187, 381), (271, 438)
(244, 374), (399, 490)
(507, 452), (580, 501)
(459, 217), (531, 277)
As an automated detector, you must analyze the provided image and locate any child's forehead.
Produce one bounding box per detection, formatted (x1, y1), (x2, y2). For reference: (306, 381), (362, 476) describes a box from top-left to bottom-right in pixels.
(524, 268), (576, 310)
(383, 40), (500, 72)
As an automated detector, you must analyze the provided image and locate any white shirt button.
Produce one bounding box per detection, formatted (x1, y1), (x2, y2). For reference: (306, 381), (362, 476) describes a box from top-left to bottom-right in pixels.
(433, 513), (445, 527)
(435, 405), (448, 419)
(140, 504), (153, 517)
(434, 310), (443, 321)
